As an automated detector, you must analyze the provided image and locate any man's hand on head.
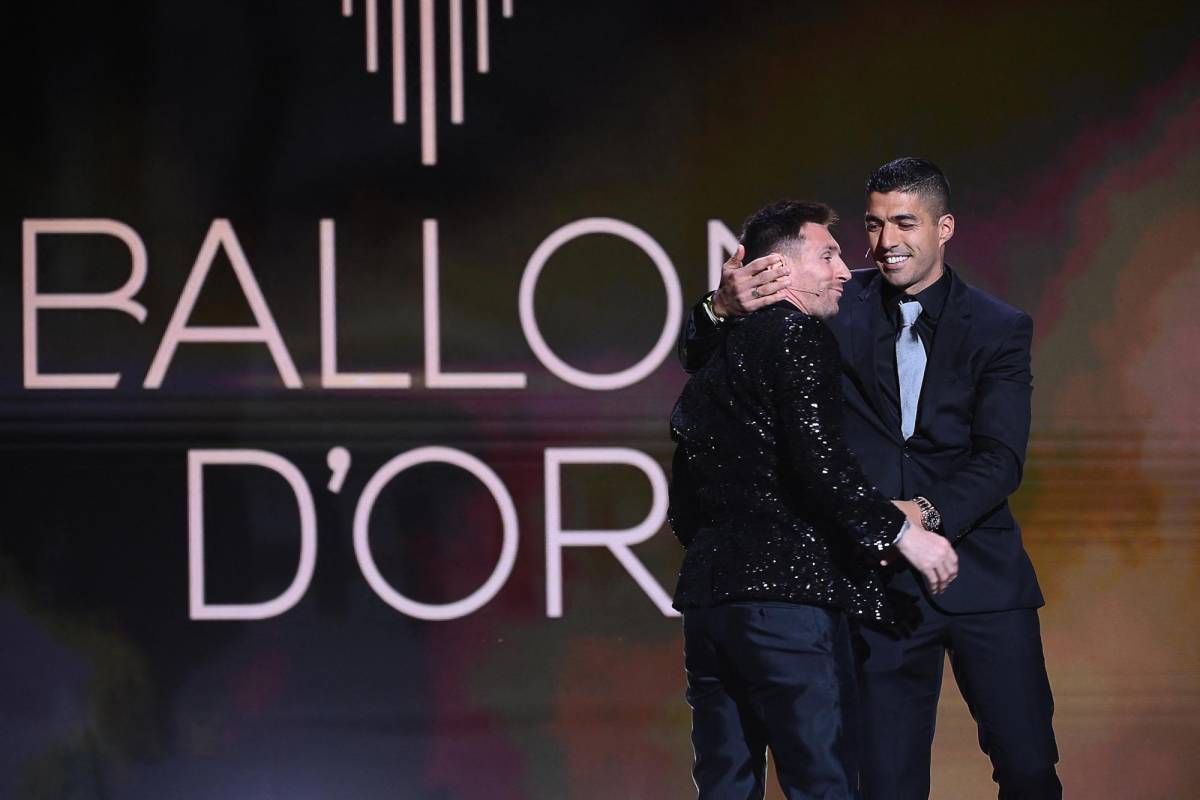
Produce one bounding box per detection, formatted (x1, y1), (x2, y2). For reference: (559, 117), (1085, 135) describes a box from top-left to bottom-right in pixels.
(712, 245), (790, 318)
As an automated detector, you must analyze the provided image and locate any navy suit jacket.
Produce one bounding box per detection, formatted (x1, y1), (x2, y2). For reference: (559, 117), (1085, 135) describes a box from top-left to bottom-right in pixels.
(681, 268), (1044, 614)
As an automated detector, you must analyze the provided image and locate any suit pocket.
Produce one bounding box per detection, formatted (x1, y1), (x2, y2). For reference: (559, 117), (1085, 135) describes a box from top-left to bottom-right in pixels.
(970, 505), (1017, 532)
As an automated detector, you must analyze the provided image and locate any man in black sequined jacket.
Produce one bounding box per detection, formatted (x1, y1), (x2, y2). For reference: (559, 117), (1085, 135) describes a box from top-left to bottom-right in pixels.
(668, 199), (957, 800)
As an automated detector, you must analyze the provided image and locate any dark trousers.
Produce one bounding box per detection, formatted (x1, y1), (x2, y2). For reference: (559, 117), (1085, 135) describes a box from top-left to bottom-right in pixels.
(855, 596), (1061, 800)
(683, 602), (861, 800)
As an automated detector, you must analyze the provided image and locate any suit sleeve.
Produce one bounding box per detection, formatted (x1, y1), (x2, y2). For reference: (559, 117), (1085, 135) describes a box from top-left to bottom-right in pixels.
(677, 293), (723, 373)
(771, 317), (907, 554)
(923, 312), (1033, 541)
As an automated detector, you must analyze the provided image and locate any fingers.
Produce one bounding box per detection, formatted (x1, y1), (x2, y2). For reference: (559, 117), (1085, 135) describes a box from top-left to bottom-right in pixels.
(929, 567), (948, 595)
(921, 564), (941, 595)
(723, 244), (746, 271)
(737, 279), (787, 312)
(743, 252), (786, 277)
(722, 255), (786, 286)
(896, 530), (958, 594)
(928, 551), (959, 594)
(941, 545), (959, 585)
(718, 259), (791, 316)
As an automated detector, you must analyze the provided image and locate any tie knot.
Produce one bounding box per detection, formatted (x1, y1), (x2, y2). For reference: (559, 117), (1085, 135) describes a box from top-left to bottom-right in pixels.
(899, 300), (923, 328)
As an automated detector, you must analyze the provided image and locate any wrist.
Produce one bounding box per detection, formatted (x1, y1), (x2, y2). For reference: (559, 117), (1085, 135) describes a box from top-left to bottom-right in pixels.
(708, 292), (728, 322)
(700, 292), (724, 323)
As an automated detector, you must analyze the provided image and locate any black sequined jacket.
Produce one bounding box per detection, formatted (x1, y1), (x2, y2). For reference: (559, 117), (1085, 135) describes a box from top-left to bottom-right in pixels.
(669, 303), (905, 623)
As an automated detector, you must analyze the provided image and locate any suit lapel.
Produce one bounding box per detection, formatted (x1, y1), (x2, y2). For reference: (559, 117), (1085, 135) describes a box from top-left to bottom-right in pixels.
(919, 269), (972, 430)
(850, 275), (888, 425)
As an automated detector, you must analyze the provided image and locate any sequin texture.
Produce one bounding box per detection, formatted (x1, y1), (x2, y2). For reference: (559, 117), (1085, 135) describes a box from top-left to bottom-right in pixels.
(669, 304), (905, 623)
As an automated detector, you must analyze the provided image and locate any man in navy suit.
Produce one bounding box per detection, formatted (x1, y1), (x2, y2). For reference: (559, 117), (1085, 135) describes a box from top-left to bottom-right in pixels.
(679, 158), (1061, 799)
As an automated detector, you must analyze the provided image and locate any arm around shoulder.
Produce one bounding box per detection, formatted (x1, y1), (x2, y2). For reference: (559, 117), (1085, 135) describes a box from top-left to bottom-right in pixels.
(677, 292), (723, 373)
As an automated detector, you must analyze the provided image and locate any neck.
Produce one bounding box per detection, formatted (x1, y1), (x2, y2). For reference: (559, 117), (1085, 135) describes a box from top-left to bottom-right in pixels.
(905, 261), (945, 295)
(782, 288), (813, 315)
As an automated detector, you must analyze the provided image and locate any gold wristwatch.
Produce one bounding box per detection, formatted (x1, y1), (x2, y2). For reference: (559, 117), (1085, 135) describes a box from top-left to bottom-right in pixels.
(913, 496), (942, 532)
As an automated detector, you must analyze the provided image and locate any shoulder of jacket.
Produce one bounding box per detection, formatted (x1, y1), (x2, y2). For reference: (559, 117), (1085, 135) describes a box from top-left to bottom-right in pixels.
(953, 271), (1030, 324)
(849, 269), (877, 288)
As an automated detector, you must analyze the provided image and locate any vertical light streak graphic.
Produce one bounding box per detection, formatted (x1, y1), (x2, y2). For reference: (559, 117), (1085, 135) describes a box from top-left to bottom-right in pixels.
(450, 0), (464, 123)
(340, 0), (515, 164)
(365, 0), (379, 72)
(392, 0), (406, 123)
(419, 0), (436, 165)
(476, 0), (489, 73)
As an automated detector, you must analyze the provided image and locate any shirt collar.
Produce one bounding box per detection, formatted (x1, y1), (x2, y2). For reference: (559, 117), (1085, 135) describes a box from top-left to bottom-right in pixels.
(881, 265), (952, 326)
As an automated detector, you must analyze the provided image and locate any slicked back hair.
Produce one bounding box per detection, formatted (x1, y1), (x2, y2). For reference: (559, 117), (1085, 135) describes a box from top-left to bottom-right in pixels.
(866, 157), (951, 217)
(739, 200), (838, 264)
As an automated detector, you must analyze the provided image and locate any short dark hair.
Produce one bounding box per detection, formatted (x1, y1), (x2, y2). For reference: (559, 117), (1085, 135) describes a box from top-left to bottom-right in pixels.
(740, 200), (838, 263)
(866, 157), (951, 217)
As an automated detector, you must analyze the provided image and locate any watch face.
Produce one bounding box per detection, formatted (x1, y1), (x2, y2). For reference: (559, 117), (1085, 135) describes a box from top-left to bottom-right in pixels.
(915, 498), (940, 531)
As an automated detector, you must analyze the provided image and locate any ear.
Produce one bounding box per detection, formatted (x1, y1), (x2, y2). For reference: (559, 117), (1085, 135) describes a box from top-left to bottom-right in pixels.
(937, 213), (955, 247)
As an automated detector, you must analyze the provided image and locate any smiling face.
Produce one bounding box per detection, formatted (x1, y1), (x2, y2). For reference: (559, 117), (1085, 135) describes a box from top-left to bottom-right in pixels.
(864, 190), (955, 294)
(780, 223), (851, 319)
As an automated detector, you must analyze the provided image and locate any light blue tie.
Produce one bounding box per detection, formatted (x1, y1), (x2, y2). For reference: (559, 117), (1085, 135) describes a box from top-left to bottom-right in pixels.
(896, 300), (926, 440)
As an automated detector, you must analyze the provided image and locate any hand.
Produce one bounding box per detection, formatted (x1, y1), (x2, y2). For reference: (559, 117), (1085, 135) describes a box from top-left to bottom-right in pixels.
(711, 245), (790, 318)
(894, 525), (959, 595)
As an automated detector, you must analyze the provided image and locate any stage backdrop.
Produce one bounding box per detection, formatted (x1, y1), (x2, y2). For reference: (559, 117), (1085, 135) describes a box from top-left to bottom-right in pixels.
(5, 2), (1200, 798)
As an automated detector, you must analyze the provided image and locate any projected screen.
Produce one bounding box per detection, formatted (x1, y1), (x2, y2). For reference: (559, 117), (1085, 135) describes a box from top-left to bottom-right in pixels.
(4, 2), (1199, 798)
